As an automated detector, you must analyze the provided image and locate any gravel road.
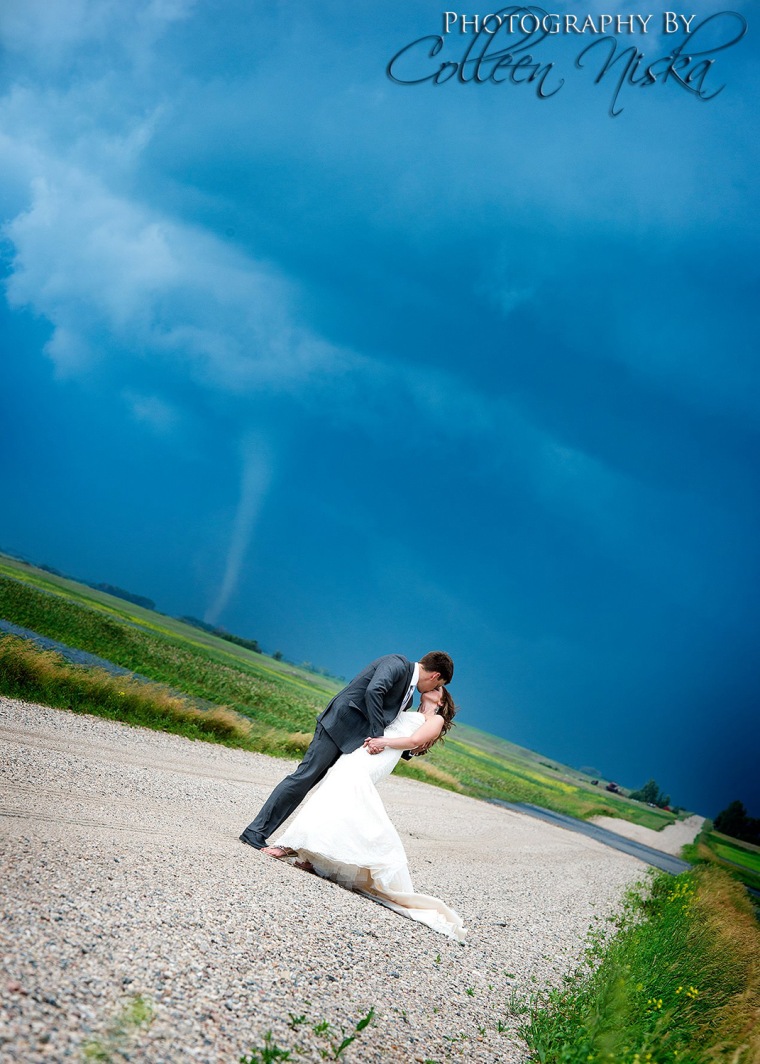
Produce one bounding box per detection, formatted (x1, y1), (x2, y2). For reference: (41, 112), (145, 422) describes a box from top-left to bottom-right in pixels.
(589, 814), (705, 856)
(0, 697), (647, 1063)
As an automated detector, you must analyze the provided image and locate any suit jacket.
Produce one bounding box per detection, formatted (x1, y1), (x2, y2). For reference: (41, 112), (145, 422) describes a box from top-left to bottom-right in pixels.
(317, 654), (415, 754)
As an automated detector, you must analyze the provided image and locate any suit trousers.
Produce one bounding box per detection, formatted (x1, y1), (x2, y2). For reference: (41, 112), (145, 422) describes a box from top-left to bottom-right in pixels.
(241, 724), (343, 846)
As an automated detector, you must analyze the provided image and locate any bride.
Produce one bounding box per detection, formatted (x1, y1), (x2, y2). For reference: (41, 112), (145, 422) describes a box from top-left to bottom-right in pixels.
(263, 687), (466, 942)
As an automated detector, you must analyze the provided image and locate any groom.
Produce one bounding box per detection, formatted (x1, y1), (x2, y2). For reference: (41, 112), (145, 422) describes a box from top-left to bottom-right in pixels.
(239, 651), (454, 852)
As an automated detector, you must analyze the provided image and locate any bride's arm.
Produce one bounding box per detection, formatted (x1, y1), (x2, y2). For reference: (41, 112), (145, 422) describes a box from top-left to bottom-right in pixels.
(364, 715), (444, 753)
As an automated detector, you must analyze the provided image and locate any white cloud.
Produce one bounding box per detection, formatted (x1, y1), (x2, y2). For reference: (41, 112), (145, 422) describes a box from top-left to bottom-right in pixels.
(122, 389), (179, 433)
(3, 161), (353, 393)
(0, 0), (195, 69)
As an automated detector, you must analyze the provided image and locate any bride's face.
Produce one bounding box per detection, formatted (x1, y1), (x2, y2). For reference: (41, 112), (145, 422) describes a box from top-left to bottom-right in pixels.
(421, 687), (443, 713)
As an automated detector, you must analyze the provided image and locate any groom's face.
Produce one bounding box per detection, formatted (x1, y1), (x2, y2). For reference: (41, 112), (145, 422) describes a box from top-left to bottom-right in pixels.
(417, 670), (443, 694)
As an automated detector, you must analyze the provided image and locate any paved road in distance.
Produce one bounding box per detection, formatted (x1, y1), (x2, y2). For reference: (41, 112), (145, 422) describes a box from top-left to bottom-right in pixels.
(491, 800), (691, 875)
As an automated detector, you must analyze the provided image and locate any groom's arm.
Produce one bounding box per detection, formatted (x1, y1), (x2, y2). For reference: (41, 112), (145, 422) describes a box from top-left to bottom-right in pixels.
(364, 657), (408, 737)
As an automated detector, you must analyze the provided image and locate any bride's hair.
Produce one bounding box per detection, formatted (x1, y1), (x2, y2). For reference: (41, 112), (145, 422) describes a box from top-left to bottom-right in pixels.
(409, 689), (457, 758)
(432, 687), (457, 744)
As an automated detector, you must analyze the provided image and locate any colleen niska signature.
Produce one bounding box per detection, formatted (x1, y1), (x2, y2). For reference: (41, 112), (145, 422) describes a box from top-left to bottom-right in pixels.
(386, 7), (748, 117)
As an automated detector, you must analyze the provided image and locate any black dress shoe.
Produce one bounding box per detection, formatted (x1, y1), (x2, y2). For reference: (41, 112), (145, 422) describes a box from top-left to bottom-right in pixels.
(239, 831), (267, 850)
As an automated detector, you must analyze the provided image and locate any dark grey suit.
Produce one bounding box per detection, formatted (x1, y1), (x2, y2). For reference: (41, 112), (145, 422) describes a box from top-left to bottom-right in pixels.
(240, 654), (415, 849)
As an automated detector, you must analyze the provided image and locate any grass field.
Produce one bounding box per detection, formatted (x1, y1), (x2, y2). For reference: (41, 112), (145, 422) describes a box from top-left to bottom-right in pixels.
(711, 838), (760, 874)
(0, 553), (681, 827)
(683, 825), (760, 896)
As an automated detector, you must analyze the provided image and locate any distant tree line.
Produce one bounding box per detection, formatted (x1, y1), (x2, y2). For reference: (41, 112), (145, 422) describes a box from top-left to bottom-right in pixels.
(179, 616), (261, 654)
(85, 582), (156, 611)
(298, 660), (346, 680)
(629, 778), (671, 809)
(178, 624), (343, 679)
(713, 800), (760, 845)
(17, 554), (157, 612)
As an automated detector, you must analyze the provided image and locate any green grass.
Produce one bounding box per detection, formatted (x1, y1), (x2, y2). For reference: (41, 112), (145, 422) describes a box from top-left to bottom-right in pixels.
(82, 995), (154, 1061)
(682, 825), (760, 895)
(711, 839), (760, 874)
(239, 1008), (375, 1063)
(522, 866), (760, 1064)
(0, 556), (683, 826)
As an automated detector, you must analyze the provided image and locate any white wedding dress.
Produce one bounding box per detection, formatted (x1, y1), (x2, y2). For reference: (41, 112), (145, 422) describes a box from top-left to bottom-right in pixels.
(274, 711), (466, 942)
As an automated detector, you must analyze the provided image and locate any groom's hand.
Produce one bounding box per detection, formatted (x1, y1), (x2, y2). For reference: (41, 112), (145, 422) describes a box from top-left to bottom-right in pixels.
(364, 737), (385, 755)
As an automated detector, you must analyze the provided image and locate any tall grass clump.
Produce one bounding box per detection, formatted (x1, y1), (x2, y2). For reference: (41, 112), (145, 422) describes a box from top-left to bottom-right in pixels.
(523, 866), (760, 1064)
(0, 635), (252, 745)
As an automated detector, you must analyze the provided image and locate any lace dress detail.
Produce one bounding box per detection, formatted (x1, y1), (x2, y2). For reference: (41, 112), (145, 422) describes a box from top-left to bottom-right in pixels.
(274, 711), (466, 942)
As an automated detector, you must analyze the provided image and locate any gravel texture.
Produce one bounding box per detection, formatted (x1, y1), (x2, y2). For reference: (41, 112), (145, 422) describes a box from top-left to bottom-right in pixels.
(0, 697), (647, 1063)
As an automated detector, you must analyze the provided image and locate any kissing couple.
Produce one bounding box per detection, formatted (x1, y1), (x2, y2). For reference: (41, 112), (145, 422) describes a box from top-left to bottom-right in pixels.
(240, 651), (466, 941)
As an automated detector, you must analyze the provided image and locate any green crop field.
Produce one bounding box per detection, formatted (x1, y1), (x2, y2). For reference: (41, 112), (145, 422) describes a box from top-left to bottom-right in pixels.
(711, 838), (760, 874)
(0, 553), (682, 829)
(681, 825), (760, 896)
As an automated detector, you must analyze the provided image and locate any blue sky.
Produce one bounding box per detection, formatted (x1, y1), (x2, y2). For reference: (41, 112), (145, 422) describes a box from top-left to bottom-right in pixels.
(1, 1), (758, 817)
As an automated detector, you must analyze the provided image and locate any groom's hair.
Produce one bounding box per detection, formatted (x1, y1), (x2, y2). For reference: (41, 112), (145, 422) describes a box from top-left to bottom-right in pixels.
(420, 651), (454, 684)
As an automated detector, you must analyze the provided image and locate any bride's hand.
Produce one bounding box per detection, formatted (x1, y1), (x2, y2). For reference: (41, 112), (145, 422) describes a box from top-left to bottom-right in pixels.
(364, 737), (387, 754)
